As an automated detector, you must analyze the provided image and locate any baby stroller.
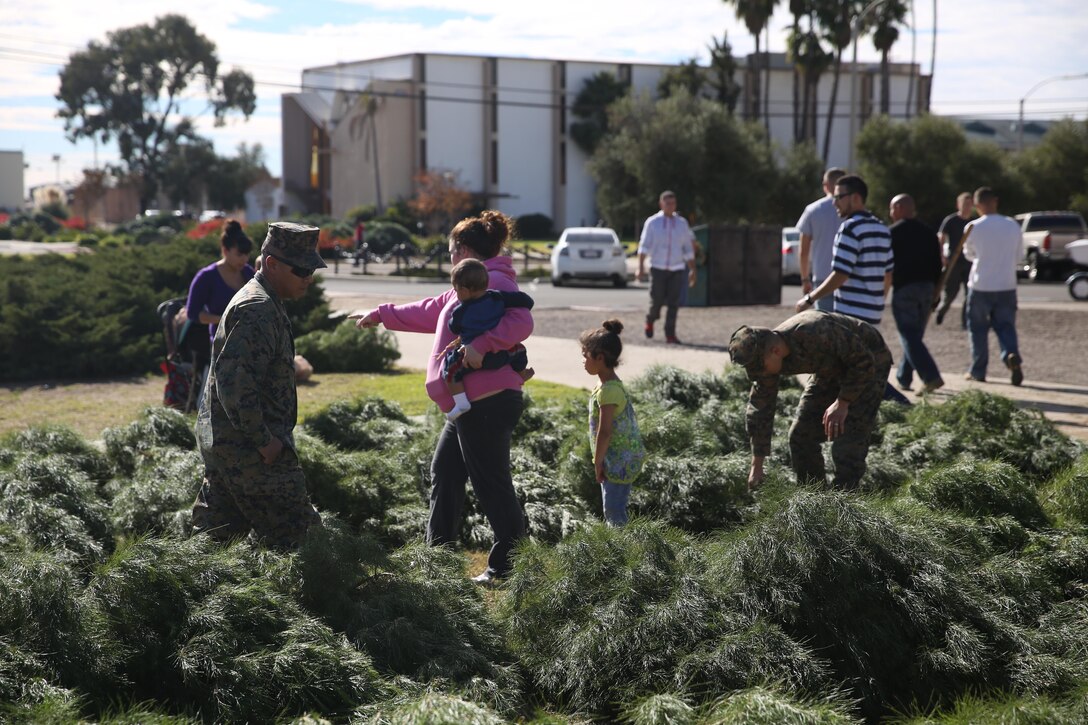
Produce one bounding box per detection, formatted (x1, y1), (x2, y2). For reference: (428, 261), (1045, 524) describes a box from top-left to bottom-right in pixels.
(157, 298), (211, 413)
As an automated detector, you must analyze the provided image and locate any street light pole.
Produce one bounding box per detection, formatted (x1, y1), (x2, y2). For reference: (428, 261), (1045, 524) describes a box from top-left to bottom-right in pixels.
(1018, 72), (1088, 151)
(848, 0), (900, 170)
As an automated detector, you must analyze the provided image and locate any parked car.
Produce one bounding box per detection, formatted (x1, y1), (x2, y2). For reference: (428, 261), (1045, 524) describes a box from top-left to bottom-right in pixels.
(199, 210), (226, 223)
(1015, 211), (1088, 281)
(550, 227), (628, 287)
(780, 226), (802, 283)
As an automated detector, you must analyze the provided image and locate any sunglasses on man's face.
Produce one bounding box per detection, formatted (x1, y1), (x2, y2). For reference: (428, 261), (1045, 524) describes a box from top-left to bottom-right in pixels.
(833, 191), (853, 200)
(269, 254), (315, 279)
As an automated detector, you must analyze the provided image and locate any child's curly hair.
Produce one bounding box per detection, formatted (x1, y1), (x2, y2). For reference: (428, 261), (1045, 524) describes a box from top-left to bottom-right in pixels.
(580, 319), (624, 368)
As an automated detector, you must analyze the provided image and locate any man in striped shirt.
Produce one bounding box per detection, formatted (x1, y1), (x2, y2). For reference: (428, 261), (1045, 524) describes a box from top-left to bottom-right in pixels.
(796, 174), (893, 323)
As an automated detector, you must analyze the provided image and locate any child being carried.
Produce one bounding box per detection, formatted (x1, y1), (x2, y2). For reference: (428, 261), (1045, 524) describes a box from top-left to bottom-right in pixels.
(442, 258), (535, 421)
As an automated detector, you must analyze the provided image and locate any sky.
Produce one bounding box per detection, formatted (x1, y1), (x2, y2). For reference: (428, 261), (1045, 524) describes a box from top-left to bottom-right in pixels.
(1, 0), (1086, 196)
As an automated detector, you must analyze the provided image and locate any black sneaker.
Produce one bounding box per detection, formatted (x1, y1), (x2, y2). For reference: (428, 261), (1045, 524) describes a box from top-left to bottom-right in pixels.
(1006, 353), (1024, 386)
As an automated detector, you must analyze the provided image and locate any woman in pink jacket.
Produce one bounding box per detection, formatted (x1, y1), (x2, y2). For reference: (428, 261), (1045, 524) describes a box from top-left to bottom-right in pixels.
(352, 211), (533, 584)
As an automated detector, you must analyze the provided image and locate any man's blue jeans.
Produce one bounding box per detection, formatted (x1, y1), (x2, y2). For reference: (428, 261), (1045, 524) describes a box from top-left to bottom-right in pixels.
(892, 282), (942, 388)
(966, 289), (1020, 380)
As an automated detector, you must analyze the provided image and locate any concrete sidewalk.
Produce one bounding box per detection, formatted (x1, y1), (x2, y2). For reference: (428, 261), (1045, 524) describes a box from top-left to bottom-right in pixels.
(388, 329), (1088, 443)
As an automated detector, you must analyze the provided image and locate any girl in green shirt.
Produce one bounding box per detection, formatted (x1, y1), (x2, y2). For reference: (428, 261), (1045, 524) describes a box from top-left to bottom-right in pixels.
(581, 319), (646, 526)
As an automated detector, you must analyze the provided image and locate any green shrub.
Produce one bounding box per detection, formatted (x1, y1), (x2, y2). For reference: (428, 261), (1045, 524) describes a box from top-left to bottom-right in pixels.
(889, 391), (1083, 481)
(295, 323), (401, 374)
(103, 407), (195, 477)
(620, 694), (696, 725)
(701, 687), (861, 724)
(345, 204), (377, 225)
(109, 448), (203, 537)
(630, 365), (732, 410)
(358, 690), (506, 725)
(632, 454), (751, 532)
(910, 460), (1049, 529)
(516, 213), (555, 240)
(2, 425), (110, 482)
(295, 522), (517, 692)
(720, 490), (1088, 719)
(892, 691), (1088, 724)
(502, 521), (829, 717)
(1040, 453), (1088, 528)
(303, 396), (413, 451)
(0, 455), (113, 563)
(364, 221), (417, 255)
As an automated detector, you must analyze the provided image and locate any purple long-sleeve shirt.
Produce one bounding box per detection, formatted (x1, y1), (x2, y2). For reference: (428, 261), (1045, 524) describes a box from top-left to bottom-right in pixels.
(186, 261), (255, 342)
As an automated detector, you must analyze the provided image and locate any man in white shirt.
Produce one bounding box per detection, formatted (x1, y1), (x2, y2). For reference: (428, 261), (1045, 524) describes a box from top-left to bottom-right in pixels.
(637, 190), (696, 344)
(962, 186), (1024, 385)
(796, 167), (846, 311)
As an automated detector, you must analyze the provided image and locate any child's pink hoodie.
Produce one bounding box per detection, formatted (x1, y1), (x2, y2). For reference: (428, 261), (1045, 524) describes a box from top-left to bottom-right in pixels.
(375, 256), (534, 413)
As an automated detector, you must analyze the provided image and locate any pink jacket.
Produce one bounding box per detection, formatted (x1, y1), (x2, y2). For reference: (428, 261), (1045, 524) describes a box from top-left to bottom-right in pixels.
(376, 256), (534, 413)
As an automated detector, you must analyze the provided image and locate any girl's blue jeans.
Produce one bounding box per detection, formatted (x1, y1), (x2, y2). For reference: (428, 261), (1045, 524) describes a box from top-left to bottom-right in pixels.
(600, 481), (631, 526)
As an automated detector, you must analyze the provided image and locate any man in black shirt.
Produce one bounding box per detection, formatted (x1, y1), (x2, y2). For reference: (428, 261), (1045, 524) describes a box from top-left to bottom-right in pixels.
(935, 192), (974, 328)
(889, 194), (944, 395)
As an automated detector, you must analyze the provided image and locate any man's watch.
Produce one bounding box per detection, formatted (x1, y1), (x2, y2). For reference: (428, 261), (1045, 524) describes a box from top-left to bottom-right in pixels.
(803, 293), (814, 306)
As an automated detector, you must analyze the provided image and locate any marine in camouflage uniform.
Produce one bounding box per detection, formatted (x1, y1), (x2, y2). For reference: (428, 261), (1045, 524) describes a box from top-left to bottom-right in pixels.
(192, 222), (326, 548)
(729, 310), (891, 490)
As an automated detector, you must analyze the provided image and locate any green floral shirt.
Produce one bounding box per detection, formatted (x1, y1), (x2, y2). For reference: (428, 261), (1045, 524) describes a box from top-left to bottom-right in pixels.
(589, 380), (646, 484)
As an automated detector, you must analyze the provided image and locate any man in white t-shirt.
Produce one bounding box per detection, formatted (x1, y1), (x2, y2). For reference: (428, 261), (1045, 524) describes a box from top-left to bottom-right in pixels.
(962, 186), (1024, 385)
(795, 167), (846, 312)
(637, 190), (696, 345)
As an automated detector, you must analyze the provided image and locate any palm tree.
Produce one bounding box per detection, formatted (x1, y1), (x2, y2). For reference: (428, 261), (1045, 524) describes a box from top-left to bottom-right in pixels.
(726, 0), (778, 128)
(788, 26), (832, 143)
(788, 0), (813, 141)
(348, 92), (383, 213)
(816, 0), (860, 164)
(871, 0), (908, 114)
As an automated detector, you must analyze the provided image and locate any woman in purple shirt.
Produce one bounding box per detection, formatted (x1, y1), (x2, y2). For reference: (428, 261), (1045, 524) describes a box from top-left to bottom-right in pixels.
(186, 219), (255, 343)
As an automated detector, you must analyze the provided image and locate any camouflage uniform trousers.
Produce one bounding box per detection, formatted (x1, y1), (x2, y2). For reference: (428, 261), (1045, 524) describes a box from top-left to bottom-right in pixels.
(192, 444), (320, 549)
(787, 350), (891, 490)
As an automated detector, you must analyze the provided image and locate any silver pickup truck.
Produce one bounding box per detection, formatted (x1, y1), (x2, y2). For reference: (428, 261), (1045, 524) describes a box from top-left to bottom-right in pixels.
(1015, 211), (1088, 281)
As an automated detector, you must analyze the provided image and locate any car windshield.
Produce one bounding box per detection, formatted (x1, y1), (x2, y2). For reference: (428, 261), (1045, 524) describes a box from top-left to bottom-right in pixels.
(564, 233), (615, 243)
(784, 230), (801, 242)
(1026, 215), (1086, 233)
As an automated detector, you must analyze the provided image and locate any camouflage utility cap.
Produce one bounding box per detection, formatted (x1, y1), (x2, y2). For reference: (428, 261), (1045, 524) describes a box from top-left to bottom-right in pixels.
(262, 222), (327, 271)
(728, 325), (774, 369)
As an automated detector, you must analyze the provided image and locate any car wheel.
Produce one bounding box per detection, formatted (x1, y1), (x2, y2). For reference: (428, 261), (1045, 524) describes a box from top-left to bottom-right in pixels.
(612, 274), (627, 288)
(551, 276), (562, 287)
(1069, 273), (1088, 301)
(1027, 251), (1050, 282)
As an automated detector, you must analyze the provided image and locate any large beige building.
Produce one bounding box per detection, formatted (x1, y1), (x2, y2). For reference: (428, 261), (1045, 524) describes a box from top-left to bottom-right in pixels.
(282, 52), (928, 229)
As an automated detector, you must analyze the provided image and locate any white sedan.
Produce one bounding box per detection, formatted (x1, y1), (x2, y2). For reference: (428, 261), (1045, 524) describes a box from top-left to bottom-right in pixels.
(780, 226), (802, 283)
(550, 227), (629, 287)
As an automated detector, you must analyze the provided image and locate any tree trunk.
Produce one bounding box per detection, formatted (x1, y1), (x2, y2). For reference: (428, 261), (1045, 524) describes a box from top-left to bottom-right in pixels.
(822, 49), (844, 165)
(793, 66), (801, 142)
(880, 50), (891, 115)
(763, 25), (771, 140)
(751, 33), (762, 122)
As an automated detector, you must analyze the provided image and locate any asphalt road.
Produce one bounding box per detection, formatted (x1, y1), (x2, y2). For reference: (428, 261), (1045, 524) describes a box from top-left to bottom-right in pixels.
(318, 264), (1082, 309)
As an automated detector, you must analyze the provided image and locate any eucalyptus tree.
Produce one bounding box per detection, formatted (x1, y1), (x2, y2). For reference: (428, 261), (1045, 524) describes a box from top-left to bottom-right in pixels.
(56, 14), (256, 209)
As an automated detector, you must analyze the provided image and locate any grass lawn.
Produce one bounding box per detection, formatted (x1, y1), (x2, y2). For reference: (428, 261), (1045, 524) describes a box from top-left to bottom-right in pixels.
(0, 369), (584, 440)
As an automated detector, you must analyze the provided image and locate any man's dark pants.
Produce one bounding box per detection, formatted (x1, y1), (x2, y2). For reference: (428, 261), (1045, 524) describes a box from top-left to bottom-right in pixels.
(937, 256), (970, 328)
(428, 389), (526, 577)
(892, 282), (942, 388)
(647, 268), (686, 337)
(788, 349), (891, 490)
(966, 289), (1020, 380)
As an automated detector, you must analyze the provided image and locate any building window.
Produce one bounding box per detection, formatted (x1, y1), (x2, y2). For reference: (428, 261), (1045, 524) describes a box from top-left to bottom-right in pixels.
(489, 57), (498, 86)
(490, 91), (498, 133)
(618, 64), (631, 85)
(419, 90), (426, 131)
(491, 139), (498, 185)
(419, 139), (427, 171)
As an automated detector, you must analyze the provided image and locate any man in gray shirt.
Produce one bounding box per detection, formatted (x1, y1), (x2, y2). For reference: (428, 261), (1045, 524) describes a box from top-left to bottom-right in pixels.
(796, 167), (847, 312)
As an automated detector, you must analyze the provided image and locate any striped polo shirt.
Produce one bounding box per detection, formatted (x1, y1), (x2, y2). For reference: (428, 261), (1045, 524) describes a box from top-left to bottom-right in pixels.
(831, 211), (894, 324)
